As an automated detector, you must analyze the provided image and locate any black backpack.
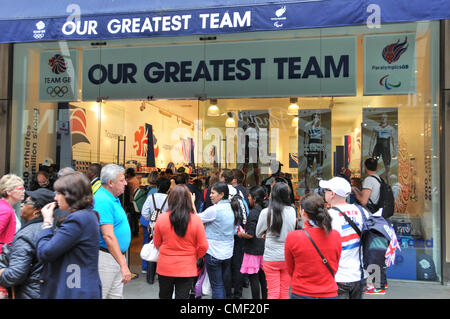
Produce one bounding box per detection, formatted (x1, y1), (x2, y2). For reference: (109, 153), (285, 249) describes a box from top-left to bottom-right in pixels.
(366, 175), (395, 219)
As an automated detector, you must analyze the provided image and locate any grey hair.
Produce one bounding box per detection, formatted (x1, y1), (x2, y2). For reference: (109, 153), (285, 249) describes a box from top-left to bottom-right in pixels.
(57, 167), (76, 178)
(100, 164), (125, 185)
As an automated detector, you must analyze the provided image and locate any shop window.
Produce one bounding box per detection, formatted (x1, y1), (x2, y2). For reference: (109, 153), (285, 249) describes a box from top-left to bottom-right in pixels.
(10, 21), (441, 282)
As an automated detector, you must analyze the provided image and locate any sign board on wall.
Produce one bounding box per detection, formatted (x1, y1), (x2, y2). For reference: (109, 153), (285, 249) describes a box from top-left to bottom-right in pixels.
(364, 33), (416, 95)
(81, 36), (357, 100)
(39, 50), (78, 102)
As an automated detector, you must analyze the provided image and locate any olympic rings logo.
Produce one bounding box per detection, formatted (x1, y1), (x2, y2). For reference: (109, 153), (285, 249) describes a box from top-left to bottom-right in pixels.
(46, 86), (69, 97)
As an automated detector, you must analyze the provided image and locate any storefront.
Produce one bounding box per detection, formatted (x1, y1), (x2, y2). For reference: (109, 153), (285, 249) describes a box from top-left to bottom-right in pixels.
(1, 0), (450, 284)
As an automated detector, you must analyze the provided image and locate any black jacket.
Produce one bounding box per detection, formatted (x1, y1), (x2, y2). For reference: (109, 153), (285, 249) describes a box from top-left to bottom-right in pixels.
(0, 217), (44, 299)
(243, 205), (265, 255)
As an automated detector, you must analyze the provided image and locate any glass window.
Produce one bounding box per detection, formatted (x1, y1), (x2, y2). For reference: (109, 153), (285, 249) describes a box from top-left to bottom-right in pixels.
(11, 21), (441, 281)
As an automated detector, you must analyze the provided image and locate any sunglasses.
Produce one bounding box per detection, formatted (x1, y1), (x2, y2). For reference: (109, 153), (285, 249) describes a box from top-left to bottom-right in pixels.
(23, 198), (35, 206)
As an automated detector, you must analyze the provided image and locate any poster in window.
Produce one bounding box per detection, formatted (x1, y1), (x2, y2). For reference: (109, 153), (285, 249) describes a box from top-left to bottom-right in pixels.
(297, 109), (332, 195)
(39, 50), (78, 102)
(237, 110), (270, 186)
(362, 108), (398, 185)
(364, 33), (416, 95)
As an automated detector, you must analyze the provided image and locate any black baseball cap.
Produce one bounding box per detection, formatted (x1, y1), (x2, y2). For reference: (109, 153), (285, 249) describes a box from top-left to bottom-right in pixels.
(25, 188), (55, 208)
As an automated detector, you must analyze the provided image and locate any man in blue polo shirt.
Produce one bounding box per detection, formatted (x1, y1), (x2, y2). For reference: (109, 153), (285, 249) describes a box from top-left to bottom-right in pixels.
(94, 164), (131, 299)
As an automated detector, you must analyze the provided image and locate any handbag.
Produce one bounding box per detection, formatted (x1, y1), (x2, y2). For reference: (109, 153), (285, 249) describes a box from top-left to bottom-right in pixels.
(194, 265), (207, 298)
(140, 239), (159, 262)
(140, 195), (167, 262)
(201, 271), (211, 296)
(302, 229), (335, 278)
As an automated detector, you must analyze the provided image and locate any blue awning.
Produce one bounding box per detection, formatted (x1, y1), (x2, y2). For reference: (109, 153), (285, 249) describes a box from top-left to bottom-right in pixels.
(0, 0), (449, 43)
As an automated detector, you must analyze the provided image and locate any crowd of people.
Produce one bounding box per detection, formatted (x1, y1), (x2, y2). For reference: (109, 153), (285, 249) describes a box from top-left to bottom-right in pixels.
(0, 157), (387, 299)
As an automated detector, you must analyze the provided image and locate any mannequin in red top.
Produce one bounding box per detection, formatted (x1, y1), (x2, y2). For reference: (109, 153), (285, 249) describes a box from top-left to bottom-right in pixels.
(285, 193), (342, 299)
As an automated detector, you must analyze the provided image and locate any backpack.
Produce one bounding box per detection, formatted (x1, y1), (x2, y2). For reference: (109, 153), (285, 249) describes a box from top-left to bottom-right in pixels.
(147, 194), (169, 238)
(149, 194), (168, 224)
(332, 205), (394, 273)
(132, 186), (151, 213)
(366, 175), (395, 219)
(230, 191), (250, 228)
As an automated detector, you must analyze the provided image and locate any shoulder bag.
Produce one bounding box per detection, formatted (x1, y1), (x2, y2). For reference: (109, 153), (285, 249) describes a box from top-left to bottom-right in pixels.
(302, 229), (335, 278)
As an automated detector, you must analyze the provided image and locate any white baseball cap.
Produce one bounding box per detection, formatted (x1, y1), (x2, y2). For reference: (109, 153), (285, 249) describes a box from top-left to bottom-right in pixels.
(319, 177), (351, 198)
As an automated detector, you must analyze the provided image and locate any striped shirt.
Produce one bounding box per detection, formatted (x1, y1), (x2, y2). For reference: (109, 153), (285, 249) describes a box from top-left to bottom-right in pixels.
(328, 204), (369, 283)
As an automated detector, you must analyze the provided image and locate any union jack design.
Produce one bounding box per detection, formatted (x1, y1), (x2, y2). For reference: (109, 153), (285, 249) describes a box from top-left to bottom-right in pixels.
(385, 230), (401, 267)
(382, 36), (408, 64)
(48, 54), (67, 74)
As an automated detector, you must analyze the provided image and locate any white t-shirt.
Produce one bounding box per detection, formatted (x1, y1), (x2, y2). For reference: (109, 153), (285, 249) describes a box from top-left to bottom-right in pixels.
(328, 204), (370, 283)
(362, 174), (381, 205)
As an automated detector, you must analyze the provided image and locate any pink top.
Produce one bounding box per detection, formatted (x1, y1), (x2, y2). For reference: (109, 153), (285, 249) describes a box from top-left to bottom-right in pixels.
(0, 199), (16, 254)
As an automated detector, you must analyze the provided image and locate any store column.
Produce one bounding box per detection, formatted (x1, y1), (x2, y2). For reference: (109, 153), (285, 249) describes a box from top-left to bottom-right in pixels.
(0, 44), (12, 175)
(443, 20), (450, 284)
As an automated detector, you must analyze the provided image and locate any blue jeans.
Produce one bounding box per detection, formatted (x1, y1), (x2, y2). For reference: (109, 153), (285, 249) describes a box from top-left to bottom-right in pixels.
(205, 254), (232, 299)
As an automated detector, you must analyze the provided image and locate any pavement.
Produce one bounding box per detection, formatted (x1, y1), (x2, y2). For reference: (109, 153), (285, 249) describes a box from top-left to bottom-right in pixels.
(124, 260), (450, 300)
(124, 233), (450, 300)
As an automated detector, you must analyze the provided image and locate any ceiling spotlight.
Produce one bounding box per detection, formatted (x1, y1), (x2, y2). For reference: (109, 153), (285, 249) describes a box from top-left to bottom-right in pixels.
(287, 97), (299, 116)
(207, 99), (220, 116)
(225, 112), (236, 128)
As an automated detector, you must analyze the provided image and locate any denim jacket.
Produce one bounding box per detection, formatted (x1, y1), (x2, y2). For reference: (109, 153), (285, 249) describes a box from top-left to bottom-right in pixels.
(198, 199), (235, 260)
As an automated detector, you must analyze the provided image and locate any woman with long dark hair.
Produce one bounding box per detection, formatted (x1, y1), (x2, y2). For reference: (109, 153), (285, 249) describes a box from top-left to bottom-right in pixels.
(238, 186), (268, 299)
(36, 172), (102, 299)
(285, 193), (342, 299)
(153, 184), (208, 299)
(197, 182), (237, 299)
(256, 182), (296, 299)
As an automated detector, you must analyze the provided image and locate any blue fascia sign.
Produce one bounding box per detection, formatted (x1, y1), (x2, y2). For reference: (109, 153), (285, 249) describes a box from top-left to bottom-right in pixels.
(1, 0), (449, 43)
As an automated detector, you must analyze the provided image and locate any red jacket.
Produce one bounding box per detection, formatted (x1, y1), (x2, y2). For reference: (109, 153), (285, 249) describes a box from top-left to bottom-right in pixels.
(0, 199), (16, 254)
(285, 223), (342, 298)
(154, 211), (208, 277)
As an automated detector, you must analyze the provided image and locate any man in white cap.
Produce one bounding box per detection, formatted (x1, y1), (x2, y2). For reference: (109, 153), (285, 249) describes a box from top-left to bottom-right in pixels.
(319, 176), (370, 299)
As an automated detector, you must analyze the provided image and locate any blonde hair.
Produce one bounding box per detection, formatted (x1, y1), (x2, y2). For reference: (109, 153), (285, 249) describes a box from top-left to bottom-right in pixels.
(0, 174), (24, 198)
